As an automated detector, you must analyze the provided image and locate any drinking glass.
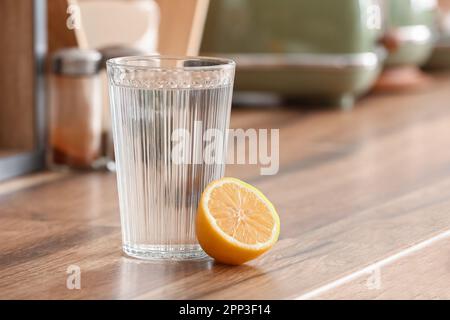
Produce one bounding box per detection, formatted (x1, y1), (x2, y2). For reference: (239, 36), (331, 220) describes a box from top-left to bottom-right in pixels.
(107, 56), (235, 260)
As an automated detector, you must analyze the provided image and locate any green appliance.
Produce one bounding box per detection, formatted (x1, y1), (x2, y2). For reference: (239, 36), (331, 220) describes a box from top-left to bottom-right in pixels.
(425, 3), (450, 69)
(425, 33), (450, 69)
(384, 0), (437, 67)
(201, 0), (386, 108)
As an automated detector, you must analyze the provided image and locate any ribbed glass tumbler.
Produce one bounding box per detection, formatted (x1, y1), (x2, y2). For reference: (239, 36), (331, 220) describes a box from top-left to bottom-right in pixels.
(107, 56), (235, 260)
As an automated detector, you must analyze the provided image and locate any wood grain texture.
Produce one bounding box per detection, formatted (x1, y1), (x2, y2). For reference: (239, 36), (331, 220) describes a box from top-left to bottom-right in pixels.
(155, 0), (209, 55)
(47, 0), (92, 61)
(2, 76), (450, 299)
(0, 172), (68, 197)
(0, 0), (35, 150)
(315, 235), (450, 300)
(47, 0), (85, 55)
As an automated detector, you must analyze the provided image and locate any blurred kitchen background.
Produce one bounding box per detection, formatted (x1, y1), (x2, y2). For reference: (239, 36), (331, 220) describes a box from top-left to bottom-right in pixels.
(1, 0), (450, 181)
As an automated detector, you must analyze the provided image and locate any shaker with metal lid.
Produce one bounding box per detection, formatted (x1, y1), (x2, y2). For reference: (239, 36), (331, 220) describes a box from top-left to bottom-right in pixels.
(48, 48), (102, 170)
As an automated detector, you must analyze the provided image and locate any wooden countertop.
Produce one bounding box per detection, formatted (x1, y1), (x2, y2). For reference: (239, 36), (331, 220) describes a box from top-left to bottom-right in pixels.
(2, 76), (450, 299)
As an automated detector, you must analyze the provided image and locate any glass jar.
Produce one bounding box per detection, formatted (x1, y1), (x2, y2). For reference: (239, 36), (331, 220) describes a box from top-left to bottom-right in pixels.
(48, 48), (102, 170)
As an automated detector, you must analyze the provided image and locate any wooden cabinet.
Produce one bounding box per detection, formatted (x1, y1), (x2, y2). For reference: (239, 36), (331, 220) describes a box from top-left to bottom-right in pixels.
(0, 0), (47, 180)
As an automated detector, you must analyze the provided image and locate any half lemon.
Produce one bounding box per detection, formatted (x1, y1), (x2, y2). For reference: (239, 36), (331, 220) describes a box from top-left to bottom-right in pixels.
(196, 177), (280, 265)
